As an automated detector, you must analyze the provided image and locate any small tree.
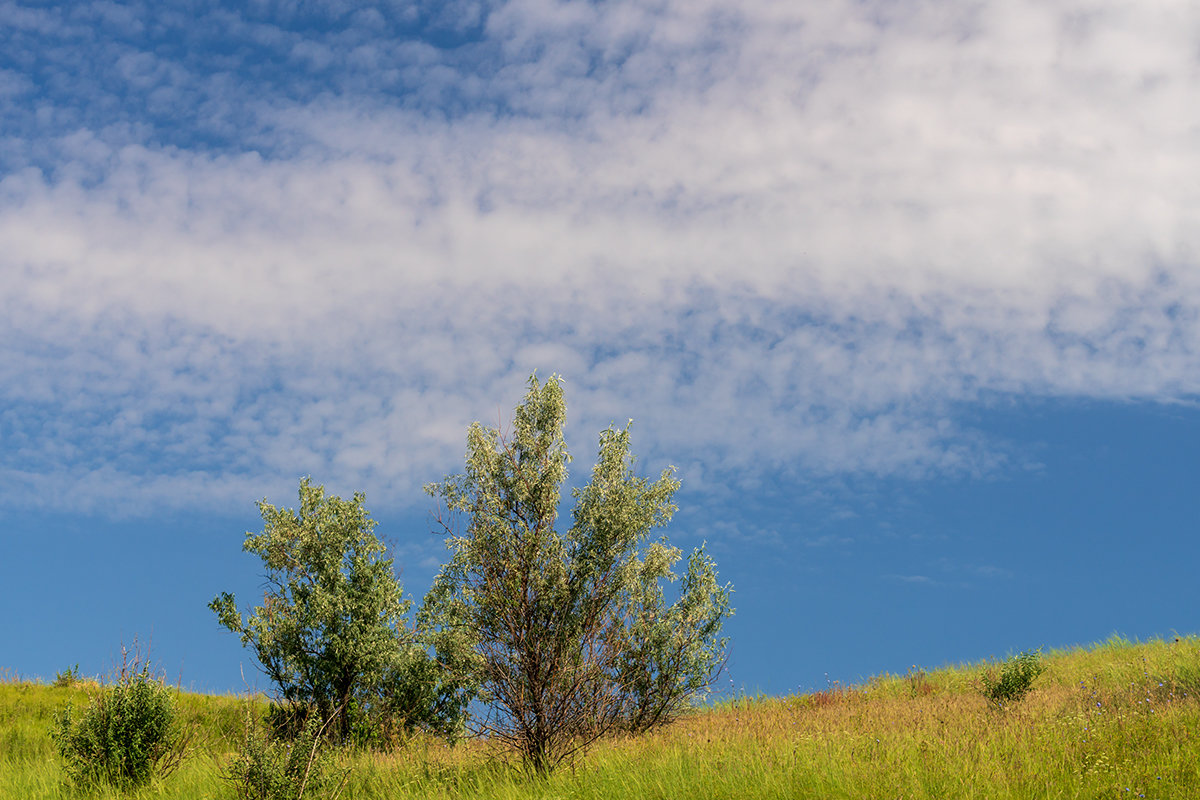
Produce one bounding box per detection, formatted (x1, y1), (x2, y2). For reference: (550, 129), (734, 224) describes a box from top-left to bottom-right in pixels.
(210, 478), (456, 742)
(422, 374), (732, 771)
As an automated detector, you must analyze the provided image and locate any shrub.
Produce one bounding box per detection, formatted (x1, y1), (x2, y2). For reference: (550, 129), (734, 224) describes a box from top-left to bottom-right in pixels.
(980, 650), (1045, 706)
(53, 664), (81, 689)
(50, 659), (188, 788)
(225, 705), (344, 800)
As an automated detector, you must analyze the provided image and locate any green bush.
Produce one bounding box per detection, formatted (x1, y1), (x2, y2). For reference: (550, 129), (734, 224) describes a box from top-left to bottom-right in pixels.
(225, 706), (343, 800)
(52, 664), (81, 688)
(50, 664), (187, 788)
(980, 650), (1045, 706)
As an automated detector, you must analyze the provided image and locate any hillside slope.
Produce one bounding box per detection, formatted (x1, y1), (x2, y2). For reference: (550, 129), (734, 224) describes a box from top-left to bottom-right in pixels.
(3, 635), (1199, 799)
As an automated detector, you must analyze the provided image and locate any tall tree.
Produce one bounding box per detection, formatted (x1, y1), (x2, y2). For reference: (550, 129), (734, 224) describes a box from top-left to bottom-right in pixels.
(422, 374), (732, 771)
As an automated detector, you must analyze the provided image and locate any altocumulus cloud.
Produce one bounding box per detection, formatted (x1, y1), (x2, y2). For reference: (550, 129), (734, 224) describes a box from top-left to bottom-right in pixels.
(1, 0), (1199, 515)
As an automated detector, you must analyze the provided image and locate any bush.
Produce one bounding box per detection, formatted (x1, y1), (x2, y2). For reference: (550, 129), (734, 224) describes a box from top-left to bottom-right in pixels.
(980, 650), (1045, 706)
(225, 705), (344, 800)
(53, 664), (82, 688)
(50, 660), (188, 788)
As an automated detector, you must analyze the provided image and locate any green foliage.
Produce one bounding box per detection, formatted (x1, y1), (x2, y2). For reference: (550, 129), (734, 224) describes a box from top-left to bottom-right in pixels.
(422, 373), (733, 771)
(225, 706), (343, 800)
(52, 664), (81, 689)
(50, 661), (187, 789)
(618, 545), (733, 731)
(348, 644), (469, 748)
(980, 650), (1045, 706)
(210, 478), (461, 743)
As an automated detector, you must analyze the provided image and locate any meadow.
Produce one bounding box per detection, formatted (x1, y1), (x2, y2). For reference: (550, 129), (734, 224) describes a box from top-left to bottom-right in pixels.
(3, 635), (1198, 799)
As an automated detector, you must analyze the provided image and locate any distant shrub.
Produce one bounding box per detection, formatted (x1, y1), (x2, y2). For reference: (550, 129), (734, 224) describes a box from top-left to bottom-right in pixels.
(225, 705), (345, 800)
(53, 664), (82, 688)
(980, 650), (1045, 706)
(51, 661), (188, 788)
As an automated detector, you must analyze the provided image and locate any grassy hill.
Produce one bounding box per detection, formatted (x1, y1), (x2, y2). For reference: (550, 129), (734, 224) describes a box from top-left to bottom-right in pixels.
(3, 635), (1199, 799)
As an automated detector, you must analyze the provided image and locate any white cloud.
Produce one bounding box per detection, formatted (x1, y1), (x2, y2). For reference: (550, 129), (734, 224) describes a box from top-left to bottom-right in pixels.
(2, 0), (1199, 514)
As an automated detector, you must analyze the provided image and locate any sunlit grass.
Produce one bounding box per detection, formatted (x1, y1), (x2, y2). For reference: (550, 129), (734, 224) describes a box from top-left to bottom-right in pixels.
(4, 635), (1200, 799)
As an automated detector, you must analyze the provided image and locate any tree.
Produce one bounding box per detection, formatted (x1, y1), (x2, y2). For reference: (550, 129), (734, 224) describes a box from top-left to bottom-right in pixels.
(421, 374), (732, 771)
(210, 478), (458, 742)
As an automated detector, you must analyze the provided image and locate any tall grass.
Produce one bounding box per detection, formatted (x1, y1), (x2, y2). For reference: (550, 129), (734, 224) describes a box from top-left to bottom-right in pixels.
(4, 635), (1199, 799)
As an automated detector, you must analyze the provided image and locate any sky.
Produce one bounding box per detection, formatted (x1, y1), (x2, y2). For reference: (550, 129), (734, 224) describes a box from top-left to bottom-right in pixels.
(1, 0), (1198, 697)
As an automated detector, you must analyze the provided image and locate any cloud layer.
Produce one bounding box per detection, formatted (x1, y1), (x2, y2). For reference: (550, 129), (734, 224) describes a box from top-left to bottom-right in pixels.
(2, 0), (1199, 514)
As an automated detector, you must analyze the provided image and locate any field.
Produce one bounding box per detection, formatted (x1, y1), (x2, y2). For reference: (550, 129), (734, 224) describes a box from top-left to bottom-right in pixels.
(3, 635), (1199, 799)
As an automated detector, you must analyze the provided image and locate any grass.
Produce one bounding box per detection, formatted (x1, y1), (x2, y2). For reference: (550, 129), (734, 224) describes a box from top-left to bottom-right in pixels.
(4, 635), (1200, 799)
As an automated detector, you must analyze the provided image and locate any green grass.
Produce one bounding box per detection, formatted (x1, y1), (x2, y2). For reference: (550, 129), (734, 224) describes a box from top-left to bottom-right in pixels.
(5, 635), (1200, 799)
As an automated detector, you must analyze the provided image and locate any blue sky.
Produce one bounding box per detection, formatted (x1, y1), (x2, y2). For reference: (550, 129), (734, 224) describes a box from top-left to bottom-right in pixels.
(2, 0), (1198, 696)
